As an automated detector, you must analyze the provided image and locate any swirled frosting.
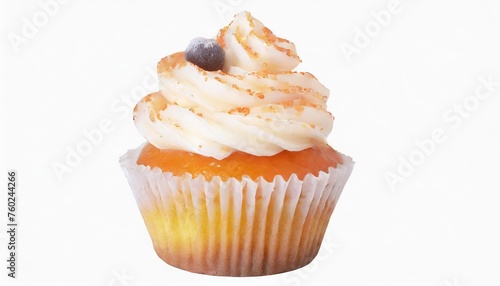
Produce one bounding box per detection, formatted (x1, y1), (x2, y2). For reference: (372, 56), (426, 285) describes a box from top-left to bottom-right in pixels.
(134, 11), (333, 160)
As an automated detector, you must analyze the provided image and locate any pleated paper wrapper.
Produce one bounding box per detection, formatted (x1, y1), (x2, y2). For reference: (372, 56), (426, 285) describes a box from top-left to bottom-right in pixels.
(120, 145), (354, 276)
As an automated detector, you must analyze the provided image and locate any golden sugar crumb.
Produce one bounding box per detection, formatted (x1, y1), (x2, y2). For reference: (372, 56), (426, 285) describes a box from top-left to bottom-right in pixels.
(302, 72), (317, 79)
(275, 46), (292, 57)
(198, 145), (202, 148)
(294, 105), (305, 112)
(255, 69), (271, 79)
(216, 26), (228, 48)
(214, 77), (223, 83)
(196, 113), (203, 117)
(204, 77), (208, 82)
(228, 107), (250, 116)
(261, 64), (270, 76)
(307, 91), (324, 100)
(276, 37), (290, 43)
(237, 32), (258, 58)
(234, 31), (244, 44)
(262, 27), (277, 42)
(262, 105), (278, 113)
(246, 12), (255, 28)
(278, 46), (301, 61)
(158, 52), (187, 73)
(148, 94), (168, 114)
(238, 107), (250, 116)
(174, 123), (180, 128)
(304, 102), (319, 108)
(310, 124), (316, 129)
(245, 45), (258, 58)
(257, 92), (265, 99)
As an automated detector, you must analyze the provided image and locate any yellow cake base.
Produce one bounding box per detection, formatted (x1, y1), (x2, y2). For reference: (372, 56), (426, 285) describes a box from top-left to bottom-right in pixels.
(120, 144), (354, 276)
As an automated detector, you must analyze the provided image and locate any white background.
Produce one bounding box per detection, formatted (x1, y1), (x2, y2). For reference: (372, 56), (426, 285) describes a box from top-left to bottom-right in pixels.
(1, 0), (500, 285)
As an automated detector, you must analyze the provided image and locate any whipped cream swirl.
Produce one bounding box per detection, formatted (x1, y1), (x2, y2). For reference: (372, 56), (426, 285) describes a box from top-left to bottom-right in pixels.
(134, 11), (333, 160)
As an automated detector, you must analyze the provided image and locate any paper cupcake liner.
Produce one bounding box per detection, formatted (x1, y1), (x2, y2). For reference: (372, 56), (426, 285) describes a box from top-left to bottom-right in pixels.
(120, 144), (354, 276)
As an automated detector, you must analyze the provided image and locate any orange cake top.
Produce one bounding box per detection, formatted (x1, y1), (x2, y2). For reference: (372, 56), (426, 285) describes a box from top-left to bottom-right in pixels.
(137, 141), (343, 182)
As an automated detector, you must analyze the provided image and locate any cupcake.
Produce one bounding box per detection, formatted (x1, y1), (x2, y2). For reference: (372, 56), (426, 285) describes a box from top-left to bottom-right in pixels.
(120, 11), (354, 276)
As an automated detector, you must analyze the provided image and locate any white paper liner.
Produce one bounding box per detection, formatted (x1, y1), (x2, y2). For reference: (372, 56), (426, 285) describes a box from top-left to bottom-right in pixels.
(120, 144), (354, 276)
